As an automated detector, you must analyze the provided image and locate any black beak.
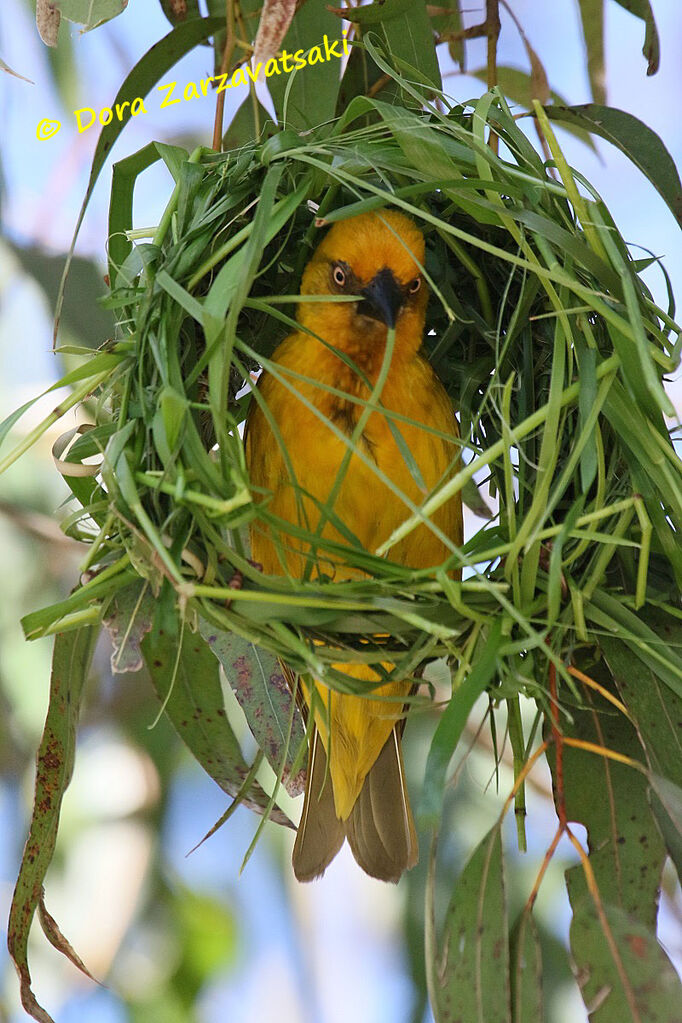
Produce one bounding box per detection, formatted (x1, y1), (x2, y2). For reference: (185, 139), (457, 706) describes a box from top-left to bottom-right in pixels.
(357, 267), (403, 328)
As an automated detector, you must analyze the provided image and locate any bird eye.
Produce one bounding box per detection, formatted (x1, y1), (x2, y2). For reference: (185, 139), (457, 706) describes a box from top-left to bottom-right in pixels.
(408, 276), (421, 294)
(332, 264), (347, 288)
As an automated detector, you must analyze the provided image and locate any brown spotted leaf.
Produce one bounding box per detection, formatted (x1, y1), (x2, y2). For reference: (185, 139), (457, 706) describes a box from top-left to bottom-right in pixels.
(550, 654), (681, 1019)
(160, 0), (200, 23)
(199, 618), (306, 797)
(509, 910), (543, 1023)
(36, 0), (60, 46)
(102, 579), (154, 674)
(435, 826), (511, 1023)
(252, 0), (296, 65)
(568, 899), (681, 1021)
(7, 625), (98, 1023)
(38, 897), (98, 983)
(52, 0), (128, 32)
(601, 621), (682, 878)
(601, 619), (682, 791)
(141, 604), (293, 828)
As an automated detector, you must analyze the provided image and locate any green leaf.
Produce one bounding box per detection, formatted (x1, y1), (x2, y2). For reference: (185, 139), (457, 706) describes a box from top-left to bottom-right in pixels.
(341, 0), (414, 26)
(576, 0), (606, 104)
(461, 477), (494, 520)
(551, 655), (681, 1019)
(434, 827), (511, 1023)
(344, 2), (441, 95)
(198, 618), (306, 795)
(430, 0), (464, 70)
(543, 104), (682, 227)
(141, 597), (293, 828)
(223, 96), (275, 150)
(577, 344), (598, 491)
(470, 65), (568, 109)
(7, 626), (98, 1023)
(267, 1), (341, 129)
(53, 0), (128, 31)
(420, 620), (503, 826)
(601, 618), (682, 877)
(601, 621), (682, 790)
(568, 898), (682, 1021)
(102, 580), (155, 673)
(509, 912), (543, 1023)
(8, 242), (115, 348)
(612, 0), (660, 75)
(107, 142), (159, 282)
(558, 657), (665, 928)
(468, 66), (597, 152)
(0, 398), (42, 455)
(58, 15), (225, 337)
(648, 774), (682, 880)
(160, 0), (201, 25)
(367, 100), (458, 179)
(378, 0), (441, 93)
(588, 592), (682, 701)
(336, 41), (394, 116)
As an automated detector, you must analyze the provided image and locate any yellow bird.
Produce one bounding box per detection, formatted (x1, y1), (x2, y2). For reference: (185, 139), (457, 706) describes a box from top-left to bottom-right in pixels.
(245, 209), (463, 881)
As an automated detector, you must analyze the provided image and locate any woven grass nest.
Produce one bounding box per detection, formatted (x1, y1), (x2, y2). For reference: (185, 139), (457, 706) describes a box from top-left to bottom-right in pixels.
(28, 88), (682, 821)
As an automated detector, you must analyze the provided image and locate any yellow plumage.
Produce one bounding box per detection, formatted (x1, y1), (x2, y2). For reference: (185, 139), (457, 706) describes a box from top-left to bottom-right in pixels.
(245, 209), (463, 881)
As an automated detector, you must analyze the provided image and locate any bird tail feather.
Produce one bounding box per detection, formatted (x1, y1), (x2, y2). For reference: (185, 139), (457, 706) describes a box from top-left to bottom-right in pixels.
(346, 726), (418, 883)
(292, 727), (345, 882)
(293, 725), (417, 883)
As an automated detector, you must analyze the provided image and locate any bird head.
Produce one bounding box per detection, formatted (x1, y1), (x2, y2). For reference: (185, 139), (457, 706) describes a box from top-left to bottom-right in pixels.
(298, 209), (428, 364)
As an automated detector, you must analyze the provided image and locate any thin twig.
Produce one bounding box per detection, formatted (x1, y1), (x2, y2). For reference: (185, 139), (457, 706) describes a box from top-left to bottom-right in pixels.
(486, 0), (500, 153)
(367, 72), (391, 99)
(567, 665), (630, 717)
(212, 0), (236, 151)
(485, 0), (500, 90)
(435, 20), (487, 45)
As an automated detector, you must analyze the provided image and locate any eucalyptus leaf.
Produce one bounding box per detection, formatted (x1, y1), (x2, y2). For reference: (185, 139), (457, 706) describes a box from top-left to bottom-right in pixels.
(142, 597), (293, 828)
(198, 617), (306, 796)
(102, 580), (155, 673)
(557, 656), (665, 928)
(568, 897), (681, 1021)
(576, 0), (606, 105)
(552, 655), (680, 1018)
(543, 103), (682, 226)
(509, 911), (543, 1023)
(601, 623), (682, 790)
(53, 0), (128, 31)
(7, 626), (98, 1023)
(612, 0), (659, 75)
(58, 15), (225, 338)
(648, 774), (682, 880)
(434, 826), (511, 1023)
(160, 0), (201, 25)
(267, 0), (341, 129)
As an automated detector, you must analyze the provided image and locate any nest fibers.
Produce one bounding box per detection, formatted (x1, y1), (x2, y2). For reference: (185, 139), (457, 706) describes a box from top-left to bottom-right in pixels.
(33, 91), (682, 733)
